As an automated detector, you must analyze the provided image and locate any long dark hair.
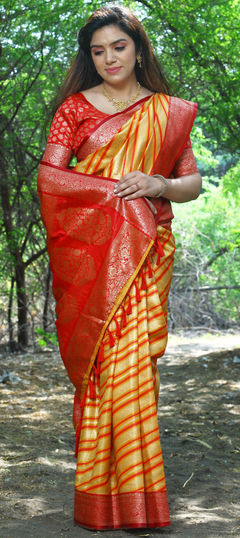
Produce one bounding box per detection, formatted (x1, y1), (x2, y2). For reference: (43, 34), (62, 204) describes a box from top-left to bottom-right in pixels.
(54, 5), (170, 112)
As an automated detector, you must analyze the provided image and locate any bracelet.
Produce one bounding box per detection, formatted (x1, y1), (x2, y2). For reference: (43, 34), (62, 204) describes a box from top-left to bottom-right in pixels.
(153, 174), (168, 197)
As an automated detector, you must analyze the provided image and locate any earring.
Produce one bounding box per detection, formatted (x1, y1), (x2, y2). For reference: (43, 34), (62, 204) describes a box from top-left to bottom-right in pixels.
(136, 53), (142, 68)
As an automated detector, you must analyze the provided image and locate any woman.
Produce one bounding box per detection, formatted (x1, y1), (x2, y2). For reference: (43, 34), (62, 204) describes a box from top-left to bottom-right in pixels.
(38, 5), (201, 530)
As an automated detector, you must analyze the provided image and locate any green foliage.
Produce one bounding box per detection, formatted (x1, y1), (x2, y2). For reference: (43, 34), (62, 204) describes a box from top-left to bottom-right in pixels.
(222, 161), (240, 199)
(172, 181), (240, 325)
(35, 328), (58, 348)
(191, 127), (219, 173)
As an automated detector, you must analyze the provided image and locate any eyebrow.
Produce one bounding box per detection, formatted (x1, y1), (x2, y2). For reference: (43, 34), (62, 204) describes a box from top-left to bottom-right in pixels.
(90, 38), (128, 49)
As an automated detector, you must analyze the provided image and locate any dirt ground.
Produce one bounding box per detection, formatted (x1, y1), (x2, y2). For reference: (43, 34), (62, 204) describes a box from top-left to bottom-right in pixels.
(0, 330), (240, 538)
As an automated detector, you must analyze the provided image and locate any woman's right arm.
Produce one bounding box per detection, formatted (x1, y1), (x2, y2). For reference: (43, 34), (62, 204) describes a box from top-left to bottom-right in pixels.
(41, 96), (78, 168)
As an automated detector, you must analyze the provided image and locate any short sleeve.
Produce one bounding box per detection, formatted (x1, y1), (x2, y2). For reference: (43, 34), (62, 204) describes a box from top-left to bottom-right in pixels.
(172, 137), (198, 177)
(47, 95), (78, 149)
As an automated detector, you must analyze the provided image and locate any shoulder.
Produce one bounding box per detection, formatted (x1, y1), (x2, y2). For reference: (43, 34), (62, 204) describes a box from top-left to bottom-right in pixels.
(155, 93), (197, 107)
(80, 85), (103, 99)
(58, 93), (88, 111)
(168, 95), (197, 112)
(54, 93), (93, 124)
(154, 94), (197, 122)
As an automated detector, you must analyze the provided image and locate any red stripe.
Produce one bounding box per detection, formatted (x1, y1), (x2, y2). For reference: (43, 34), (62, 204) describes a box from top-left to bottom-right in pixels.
(115, 426), (160, 457)
(145, 477), (165, 490)
(147, 309), (164, 324)
(83, 467), (117, 492)
(76, 454), (111, 475)
(77, 444), (97, 453)
(77, 471), (109, 489)
(150, 331), (168, 346)
(91, 139), (113, 174)
(160, 94), (169, 118)
(77, 446), (110, 461)
(152, 97), (157, 162)
(81, 416), (98, 422)
(156, 111), (163, 145)
(143, 459), (163, 477)
(100, 336), (149, 375)
(118, 468), (144, 490)
(112, 369), (152, 408)
(113, 358), (151, 390)
(116, 436), (161, 468)
(120, 115), (136, 175)
(113, 410), (157, 442)
(114, 401), (155, 432)
(113, 385), (155, 417)
(83, 149), (99, 174)
(80, 420), (111, 432)
(100, 354), (148, 394)
(112, 355), (148, 383)
(117, 460), (143, 483)
(130, 105), (144, 171)
(115, 436), (149, 466)
(108, 158), (113, 178)
(141, 433), (161, 451)
(142, 450), (163, 467)
(141, 106), (150, 171)
(155, 259), (174, 287)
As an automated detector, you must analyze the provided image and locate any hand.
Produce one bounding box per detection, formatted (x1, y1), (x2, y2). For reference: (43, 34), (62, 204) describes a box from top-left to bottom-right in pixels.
(114, 171), (167, 200)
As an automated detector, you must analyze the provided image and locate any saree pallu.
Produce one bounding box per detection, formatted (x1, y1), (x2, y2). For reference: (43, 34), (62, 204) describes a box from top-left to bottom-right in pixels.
(38, 93), (197, 529)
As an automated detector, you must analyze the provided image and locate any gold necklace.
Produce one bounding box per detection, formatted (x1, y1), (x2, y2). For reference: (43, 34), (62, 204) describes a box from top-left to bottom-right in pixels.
(102, 82), (141, 112)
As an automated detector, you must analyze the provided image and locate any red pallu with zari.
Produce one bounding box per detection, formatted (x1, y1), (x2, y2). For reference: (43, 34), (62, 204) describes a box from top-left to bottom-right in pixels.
(38, 164), (158, 396)
(38, 93), (197, 529)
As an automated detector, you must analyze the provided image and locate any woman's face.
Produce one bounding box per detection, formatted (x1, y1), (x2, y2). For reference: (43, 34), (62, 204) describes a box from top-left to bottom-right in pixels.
(90, 24), (137, 85)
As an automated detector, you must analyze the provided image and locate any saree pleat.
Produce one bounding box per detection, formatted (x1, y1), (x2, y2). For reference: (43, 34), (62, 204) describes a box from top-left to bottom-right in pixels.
(74, 226), (175, 529)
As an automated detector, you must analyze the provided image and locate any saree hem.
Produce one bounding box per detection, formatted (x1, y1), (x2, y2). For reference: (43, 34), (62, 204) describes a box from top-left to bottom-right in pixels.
(74, 489), (170, 530)
(74, 521), (171, 530)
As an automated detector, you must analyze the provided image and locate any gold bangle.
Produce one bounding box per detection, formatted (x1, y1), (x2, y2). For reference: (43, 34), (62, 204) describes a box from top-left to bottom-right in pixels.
(153, 174), (168, 197)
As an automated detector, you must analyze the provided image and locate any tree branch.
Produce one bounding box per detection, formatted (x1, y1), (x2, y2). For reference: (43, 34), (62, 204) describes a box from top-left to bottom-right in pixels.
(203, 246), (230, 269)
(0, 44), (44, 135)
(24, 247), (47, 268)
(179, 285), (240, 292)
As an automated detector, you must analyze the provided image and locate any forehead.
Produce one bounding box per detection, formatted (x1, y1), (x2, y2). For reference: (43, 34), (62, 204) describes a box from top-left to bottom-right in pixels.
(90, 24), (131, 46)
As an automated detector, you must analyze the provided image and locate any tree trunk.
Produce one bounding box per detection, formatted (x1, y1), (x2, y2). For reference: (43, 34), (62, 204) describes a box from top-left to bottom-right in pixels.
(15, 261), (28, 348)
(7, 277), (16, 351)
(43, 264), (51, 332)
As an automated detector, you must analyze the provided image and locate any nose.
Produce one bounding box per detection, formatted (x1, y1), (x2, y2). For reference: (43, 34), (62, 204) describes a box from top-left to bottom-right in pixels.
(105, 48), (116, 64)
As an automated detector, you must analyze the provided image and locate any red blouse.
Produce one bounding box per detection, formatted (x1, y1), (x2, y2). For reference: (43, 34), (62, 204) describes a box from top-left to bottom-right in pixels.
(46, 93), (198, 177)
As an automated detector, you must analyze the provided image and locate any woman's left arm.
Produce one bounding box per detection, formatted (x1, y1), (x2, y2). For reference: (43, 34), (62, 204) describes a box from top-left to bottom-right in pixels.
(154, 172), (202, 202)
(114, 171), (202, 203)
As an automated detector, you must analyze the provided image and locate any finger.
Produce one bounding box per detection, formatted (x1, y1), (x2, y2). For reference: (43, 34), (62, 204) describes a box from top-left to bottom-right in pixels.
(114, 180), (139, 194)
(124, 190), (145, 200)
(115, 183), (139, 197)
(115, 172), (140, 190)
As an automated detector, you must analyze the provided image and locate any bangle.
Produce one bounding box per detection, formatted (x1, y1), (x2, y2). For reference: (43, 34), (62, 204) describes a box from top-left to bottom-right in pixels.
(153, 174), (168, 197)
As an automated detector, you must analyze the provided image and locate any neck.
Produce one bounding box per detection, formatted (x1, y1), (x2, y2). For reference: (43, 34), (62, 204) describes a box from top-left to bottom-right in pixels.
(102, 76), (139, 100)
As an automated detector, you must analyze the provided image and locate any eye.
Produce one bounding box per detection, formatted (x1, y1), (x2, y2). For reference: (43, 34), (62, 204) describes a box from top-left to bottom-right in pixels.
(115, 46), (125, 51)
(93, 50), (103, 56)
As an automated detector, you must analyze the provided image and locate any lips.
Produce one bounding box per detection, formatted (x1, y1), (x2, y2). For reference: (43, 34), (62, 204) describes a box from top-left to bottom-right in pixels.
(106, 67), (122, 74)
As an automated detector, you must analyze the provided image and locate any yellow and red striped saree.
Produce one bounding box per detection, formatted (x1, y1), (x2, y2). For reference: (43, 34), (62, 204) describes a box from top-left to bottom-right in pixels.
(38, 93), (197, 529)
